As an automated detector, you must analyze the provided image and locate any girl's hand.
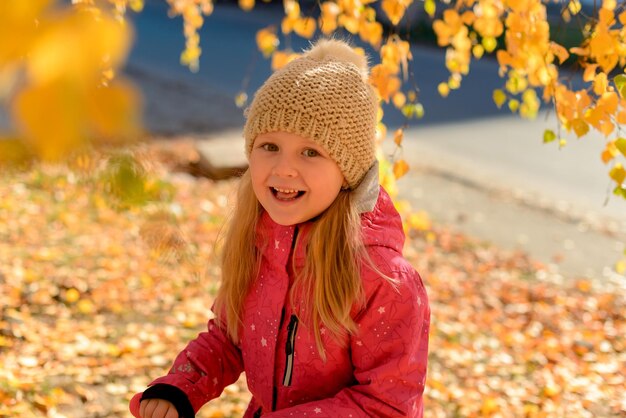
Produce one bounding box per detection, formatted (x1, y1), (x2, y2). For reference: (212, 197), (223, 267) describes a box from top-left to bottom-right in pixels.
(139, 398), (179, 418)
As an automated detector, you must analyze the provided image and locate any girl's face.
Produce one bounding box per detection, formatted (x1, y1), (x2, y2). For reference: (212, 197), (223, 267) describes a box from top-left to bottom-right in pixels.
(249, 131), (345, 226)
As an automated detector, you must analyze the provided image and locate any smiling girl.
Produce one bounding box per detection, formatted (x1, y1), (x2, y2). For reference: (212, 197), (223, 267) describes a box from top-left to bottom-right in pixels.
(130, 38), (430, 418)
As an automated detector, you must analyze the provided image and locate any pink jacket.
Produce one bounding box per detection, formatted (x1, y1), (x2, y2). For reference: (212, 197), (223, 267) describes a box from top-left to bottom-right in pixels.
(130, 186), (430, 417)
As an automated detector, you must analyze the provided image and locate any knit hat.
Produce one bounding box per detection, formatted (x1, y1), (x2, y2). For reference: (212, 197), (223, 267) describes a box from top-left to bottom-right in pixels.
(243, 39), (378, 189)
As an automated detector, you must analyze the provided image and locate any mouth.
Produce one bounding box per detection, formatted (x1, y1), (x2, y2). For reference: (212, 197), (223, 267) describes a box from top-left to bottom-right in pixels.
(270, 187), (306, 201)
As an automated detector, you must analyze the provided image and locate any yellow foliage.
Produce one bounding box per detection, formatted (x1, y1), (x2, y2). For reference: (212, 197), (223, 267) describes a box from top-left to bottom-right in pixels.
(393, 129), (404, 146)
(256, 27), (279, 58)
(609, 163), (625, 185)
(271, 50), (300, 71)
(370, 64), (401, 102)
(319, 2), (340, 34)
(381, 0), (409, 25)
(393, 159), (409, 179)
(381, 36), (412, 77)
(239, 0), (255, 11)
(294, 16), (316, 38)
(392, 92), (406, 108)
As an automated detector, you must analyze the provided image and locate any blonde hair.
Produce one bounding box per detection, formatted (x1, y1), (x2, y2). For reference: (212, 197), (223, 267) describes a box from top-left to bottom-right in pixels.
(214, 170), (370, 359)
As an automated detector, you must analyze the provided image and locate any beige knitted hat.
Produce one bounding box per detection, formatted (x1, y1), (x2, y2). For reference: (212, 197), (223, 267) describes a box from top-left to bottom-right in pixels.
(243, 39), (378, 189)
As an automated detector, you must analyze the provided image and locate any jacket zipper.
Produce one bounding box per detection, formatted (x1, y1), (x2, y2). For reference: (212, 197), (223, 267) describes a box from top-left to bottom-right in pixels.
(282, 314), (299, 387)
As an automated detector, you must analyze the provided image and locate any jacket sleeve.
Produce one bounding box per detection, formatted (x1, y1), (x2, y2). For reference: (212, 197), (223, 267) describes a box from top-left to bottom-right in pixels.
(266, 268), (430, 418)
(129, 315), (244, 418)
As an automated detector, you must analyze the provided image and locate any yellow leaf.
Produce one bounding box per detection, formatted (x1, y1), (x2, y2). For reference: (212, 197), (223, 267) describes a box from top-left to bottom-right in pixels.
(129, 0), (144, 12)
(543, 129), (557, 143)
(293, 16), (316, 38)
(393, 129), (404, 146)
(571, 118), (589, 137)
(550, 42), (570, 64)
(481, 36), (497, 53)
(360, 21), (383, 47)
(370, 64), (401, 102)
(382, 0), (406, 25)
(338, 15), (360, 34)
(271, 50), (299, 71)
(568, 0), (582, 14)
(27, 7), (131, 85)
(239, 0), (255, 11)
(543, 383), (561, 398)
(407, 211), (432, 231)
(472, 44), (484, 58)
(508, 99), (520, 112)
(438, 82), (450, 97)
(609, 163), (626, 184)
(599, 120), (615, 136)
(283, 0), (300, 17)
(392, 92), (406, 108)
(65, 288), (80, 304)
(424, 0), (436, 17)
(13, 80), (85, 161)
(593, 73), (609, 95)
(583, 64), (598, 82)
(375, 122), (387, 143)
(601, 141), (618, 163)
(492, 89), (506, 108)
(448, 74), (461, 90)
(393, 159), (409, 179)
(0, 0), (54, 64)
(615, 137), (626, 156)
(616, 259), (626, 274)
(235, 91), (248, 108)
(319, 2), (340, 34)
(377, 106), (384, 123)
(87, 78), (142, 143)
(481, 397), (499, 415)
(77, 299), (96, 314)
(256, 27), (279, 58)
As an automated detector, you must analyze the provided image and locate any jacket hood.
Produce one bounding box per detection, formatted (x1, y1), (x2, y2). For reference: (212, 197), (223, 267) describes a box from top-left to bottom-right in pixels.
(357, 169), (405, 254)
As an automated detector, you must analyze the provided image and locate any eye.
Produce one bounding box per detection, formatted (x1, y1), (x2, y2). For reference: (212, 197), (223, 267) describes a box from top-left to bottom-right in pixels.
(260, 143), (279, 152)
(303, 148), (320, 157)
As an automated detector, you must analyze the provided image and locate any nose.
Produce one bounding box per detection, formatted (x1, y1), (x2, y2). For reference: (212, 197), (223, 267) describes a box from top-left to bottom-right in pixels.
(271, 153), (298, 178)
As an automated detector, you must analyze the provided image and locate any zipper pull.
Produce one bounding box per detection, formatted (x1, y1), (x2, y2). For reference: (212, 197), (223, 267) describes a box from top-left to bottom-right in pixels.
(283, 314), (299, 386)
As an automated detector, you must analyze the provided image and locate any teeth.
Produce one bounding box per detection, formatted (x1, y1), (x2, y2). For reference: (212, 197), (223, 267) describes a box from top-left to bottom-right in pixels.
(274, 187), (299, 193)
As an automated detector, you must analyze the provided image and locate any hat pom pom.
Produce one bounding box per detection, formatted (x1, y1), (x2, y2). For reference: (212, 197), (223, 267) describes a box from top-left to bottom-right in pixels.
(305, 39), (368, 76)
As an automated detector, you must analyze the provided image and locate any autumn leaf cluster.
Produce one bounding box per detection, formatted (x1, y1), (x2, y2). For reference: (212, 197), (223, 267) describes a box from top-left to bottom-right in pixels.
(0, 0), (142, 162)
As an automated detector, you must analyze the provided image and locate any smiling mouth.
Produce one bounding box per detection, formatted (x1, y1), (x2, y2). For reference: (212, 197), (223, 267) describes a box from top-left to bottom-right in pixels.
(271, 187), (306, 201)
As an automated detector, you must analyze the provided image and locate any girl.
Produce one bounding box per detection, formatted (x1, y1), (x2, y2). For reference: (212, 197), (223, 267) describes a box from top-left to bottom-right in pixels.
(130, 38), (430, 418)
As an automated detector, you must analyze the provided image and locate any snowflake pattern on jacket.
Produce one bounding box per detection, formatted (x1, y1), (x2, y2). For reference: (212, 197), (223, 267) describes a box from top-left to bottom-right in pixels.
(130, 186), (430, 417)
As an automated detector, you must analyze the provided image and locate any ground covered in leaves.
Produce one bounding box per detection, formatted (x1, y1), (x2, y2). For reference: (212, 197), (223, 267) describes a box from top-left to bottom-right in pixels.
(1, 147), (625, 417)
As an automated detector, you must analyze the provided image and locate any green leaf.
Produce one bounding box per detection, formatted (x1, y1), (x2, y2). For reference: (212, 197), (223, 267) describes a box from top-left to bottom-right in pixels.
(401, 104), (414, 118)
(613, 186), (626, 199)
(543, 129), (557, 143)
(616, 137), (626, 156)
(401, 103), (425, 119)
(414, 103), (425, 119)
(615, 74), (626, 99)
(493, 89), (506, 108)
